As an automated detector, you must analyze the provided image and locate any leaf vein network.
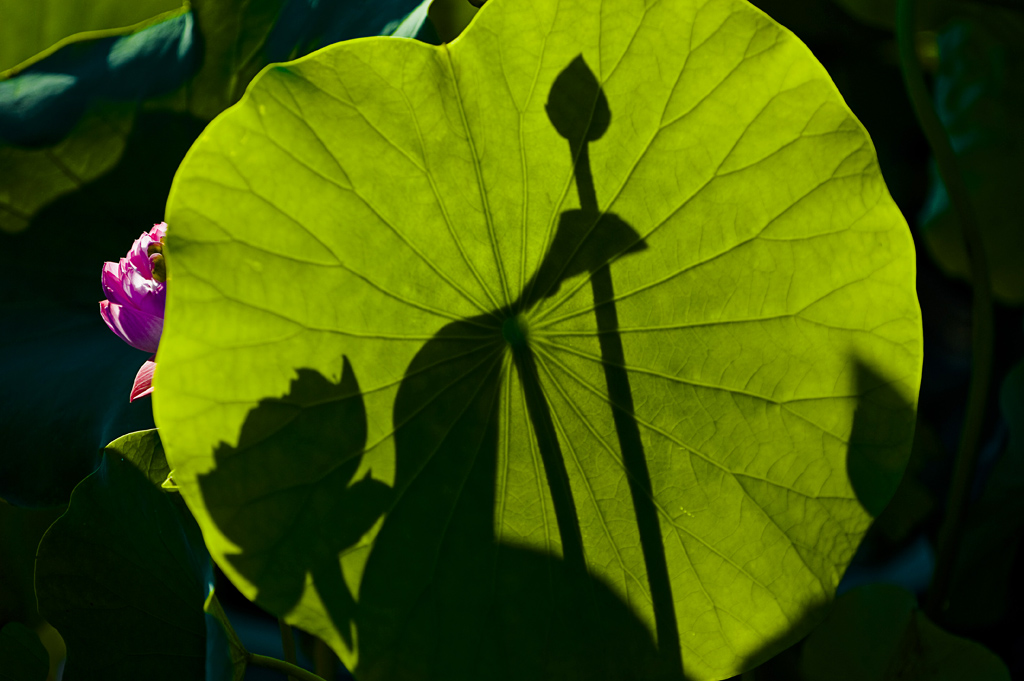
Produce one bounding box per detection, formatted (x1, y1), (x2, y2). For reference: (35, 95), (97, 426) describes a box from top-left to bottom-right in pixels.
(530, 346), (783, 600)
(539, 338), (868, 409)
(442, 43), (512, 307)
(542, 374), (654, 600)
(396, 70), (503, 313)
(361, 342), (505, 456)
(534, 145), (869, 329)
(534, 343), (850, 523)
(227, 109), (498, 318)
(178, 260), (470, 338)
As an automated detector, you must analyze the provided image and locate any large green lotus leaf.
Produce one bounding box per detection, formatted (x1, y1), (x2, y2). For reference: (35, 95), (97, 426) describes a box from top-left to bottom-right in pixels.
(919, 11), (1024, 304)
(158, 0), (922, 677)
(801, 584), (1011, 680)
(35, 453), (224, 680)
(0, 0), (182, 73)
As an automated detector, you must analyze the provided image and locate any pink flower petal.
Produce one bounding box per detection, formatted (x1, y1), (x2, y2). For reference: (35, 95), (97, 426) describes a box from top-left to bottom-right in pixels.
(124, 269), (165, 317)
(130, 358), (156, 402)
(127, 242), (151, 274)
(99, 300), (163, 353)
(100, 222), (169, 354)
(101, 262), (133, 307)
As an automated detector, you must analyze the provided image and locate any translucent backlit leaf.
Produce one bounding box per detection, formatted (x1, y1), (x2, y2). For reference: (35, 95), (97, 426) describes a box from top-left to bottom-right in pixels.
(158, 0), (923, 677)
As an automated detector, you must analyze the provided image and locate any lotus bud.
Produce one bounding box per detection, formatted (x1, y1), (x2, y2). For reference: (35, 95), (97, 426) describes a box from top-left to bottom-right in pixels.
(99, 222), (168, 400)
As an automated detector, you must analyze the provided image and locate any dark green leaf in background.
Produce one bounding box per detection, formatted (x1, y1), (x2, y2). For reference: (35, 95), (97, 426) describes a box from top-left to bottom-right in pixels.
(186, 0), (430, 120)
(0, 308), (156, 507)
(0, 0), (182, 74)
(103, 427), (170, 486)
(826, 0), (955, 31)
(0, 6), (198, 234)
(0, 0), (430, 235)
(0, 623), (48, 681)
(919, 9), (1024, 304)
(426, 0), (478, 42)
(801, 583), (1011, 680)
(157, 0), (923, 677)
(943, 359), (1024, 627)
(0, 8), (197, 148)
(0, 0), (436, 508)
(204, 590), (248, 681)
(35, 453), (220, 680)
(0, 500), (65, 674)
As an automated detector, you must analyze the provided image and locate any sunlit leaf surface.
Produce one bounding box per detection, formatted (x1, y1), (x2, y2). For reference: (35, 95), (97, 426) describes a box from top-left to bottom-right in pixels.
(158, 0), (923, 677)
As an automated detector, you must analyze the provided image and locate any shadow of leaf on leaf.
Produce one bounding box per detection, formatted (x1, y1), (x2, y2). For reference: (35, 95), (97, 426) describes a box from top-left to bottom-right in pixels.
(195, 55), (677, 680)
(730, 359), (918, 677)
(198, 357), (390, 647)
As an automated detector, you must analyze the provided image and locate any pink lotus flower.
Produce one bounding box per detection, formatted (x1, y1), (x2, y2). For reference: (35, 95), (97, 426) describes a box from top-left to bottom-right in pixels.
(100, 222), (167, 401)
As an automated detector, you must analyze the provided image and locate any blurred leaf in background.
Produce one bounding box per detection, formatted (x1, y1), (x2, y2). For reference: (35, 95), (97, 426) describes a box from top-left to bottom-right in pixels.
(0, 0), (183, 73)
(801, 583), (1010, 680)
(918, 8), (1024, 304)
(0, 622), (49, 681)
(203, 588), (248, 681)
(827, 0), (955, 31)
(428, 0), (478, 41)
(943, 359), (1024, 627)
(0, 499), (66, 678)
(34, 451), (228, 680)
(0, 0), (436, 508)
(0, 5), (199, 233)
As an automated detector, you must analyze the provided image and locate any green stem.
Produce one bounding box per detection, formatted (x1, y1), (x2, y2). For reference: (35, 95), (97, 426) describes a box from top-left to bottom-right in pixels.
(314, 638), (337, 679)
(278, 617), (298, 681)
(897, 0), (994, 618)
(247, 653), (327, 681)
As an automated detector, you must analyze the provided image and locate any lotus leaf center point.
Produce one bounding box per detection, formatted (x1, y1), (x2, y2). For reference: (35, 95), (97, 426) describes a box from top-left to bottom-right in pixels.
(501, 314), (529, 349)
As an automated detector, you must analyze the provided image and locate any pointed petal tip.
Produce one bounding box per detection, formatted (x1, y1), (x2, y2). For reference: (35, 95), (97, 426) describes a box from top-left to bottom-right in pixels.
(130, 359), (156, 402)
